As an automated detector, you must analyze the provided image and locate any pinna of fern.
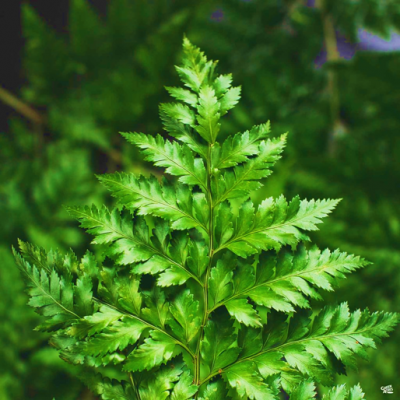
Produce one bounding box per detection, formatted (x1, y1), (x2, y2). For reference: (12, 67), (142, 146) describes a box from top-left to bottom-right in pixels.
(14, 37), (398, 400)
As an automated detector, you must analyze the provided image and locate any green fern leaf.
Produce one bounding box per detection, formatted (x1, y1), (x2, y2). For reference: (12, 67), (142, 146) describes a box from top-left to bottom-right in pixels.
(323, 384), (365, 399)
(68, 305), (123, 339)
(159, 102), (196, 126)
(211, 121), (271, 170)
(219, 85), (241, 116)
(74, 274), (94, 316)
(175, 36), (214, 93)
(14, 250), (80, 330)
(79, 370), (133, 400)
(79, 250), (100, 281)
(194, 85), (221, 143)
(159, 103), (207, 157)
(117, 275), (142, 315)
(225, 298), (262, 328)
(98, 173), (209, 232)
(133, 232), (205, 287)
(164, 86), (198, 107)
(290, 380), (316, 400)
(170, 370), (198, 400)
(213, 74), (233, 97)
(214, 134), (287, 203)
(122, 132), (207, 191)
(123, 330), (179, 372)
(141, 287), (170, 329)
(139, 364), (185, 400)
(167, 290), (202, 347)
(79, 316), (146, 357)
(208, 259), (234, 309)
(208, 245), (367, 318)
(215, 196), (340, 257)
(198, 381), (227, 399)
(224, 361), (276, 400)
(67, 205), (156, 264)
(200, 317), (240, 377)
(234, 304), (399, 388)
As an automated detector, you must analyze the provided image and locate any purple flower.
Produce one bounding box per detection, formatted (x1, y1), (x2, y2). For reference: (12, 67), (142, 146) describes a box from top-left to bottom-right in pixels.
(358, 29), (400, 51)
(314, 28), (400, 68)
(210, 8), (224, 22)
(302, 1), (400, 66)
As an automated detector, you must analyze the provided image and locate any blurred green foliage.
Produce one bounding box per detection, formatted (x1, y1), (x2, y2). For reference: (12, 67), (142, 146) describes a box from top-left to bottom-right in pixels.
(1, 0), (399, 398)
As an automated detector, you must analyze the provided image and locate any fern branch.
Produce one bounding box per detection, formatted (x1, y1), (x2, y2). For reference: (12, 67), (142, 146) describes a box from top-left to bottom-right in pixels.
(214, 197), (340, 257)
(214, 134), (287, 204)
(13, 36), (398, 400)
(208, 245), (367, 314)
(200, 304), (399, 386)
(14, 250), (81, 329)
(129, 372), (141, 400)
(98, 173), (209, 233)
(92, 298), (196, 358)
(211, 121), (271, 170)
(0, 86), (44, 124)
(67, 205), (203, 286)
(122, 132), (208, 192)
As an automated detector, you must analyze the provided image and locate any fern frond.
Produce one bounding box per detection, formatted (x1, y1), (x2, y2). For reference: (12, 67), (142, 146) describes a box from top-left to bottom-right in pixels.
(194, 85), (221, 143)
(215, 196), (340, 257)
(13, 250), (82, 331)
(159, 103), (207, 157)
(68, 205), (204, 286)
(217, 304), (398, 393)
(209, 245), (368, 319)
(214, 134), (287, 203)
(289, 380), (316, 400)
(17, 239), (79, 277)
(122, 132), (207, 191)
(167, 289), (202, 348)
(68, 305), (123, 339)
(79, 317), (147, 357)
(211, 121), (271, 170)
(223, 361), (276, 400)
(175, 36), (215, 93)
(159, 102), (197, 126)
(200, 316), (240, 377)
(98, 173), (209, 232)
(213, 74), (233, 97)
(79, 369), (134, 400)
(164, 86), (198, 107)
(14, 36), (398, 400)
(170, 370), (198, 400)
(219, 85), (241, 116)
(198, 381), (227, 400)
(139, 363), (193, 400)
(66, 205), (157, 264)
(123, 330), (180, 372)
(323, 384), (365, 399)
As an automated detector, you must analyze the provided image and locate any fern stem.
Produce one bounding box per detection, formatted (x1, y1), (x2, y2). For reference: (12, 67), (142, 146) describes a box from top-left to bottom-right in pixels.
(0, 86), (44, 125)
(129, 372), (141, 400)
(316, 0), (342, 156)
(194, 142), (215, 385)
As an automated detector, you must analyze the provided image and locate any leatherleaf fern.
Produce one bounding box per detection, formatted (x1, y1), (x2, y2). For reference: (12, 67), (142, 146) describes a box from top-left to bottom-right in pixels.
(14, 37), (398, 400)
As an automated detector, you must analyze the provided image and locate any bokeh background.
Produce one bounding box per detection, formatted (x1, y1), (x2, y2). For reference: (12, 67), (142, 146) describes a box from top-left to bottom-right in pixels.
(1, 0), (399, 399)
